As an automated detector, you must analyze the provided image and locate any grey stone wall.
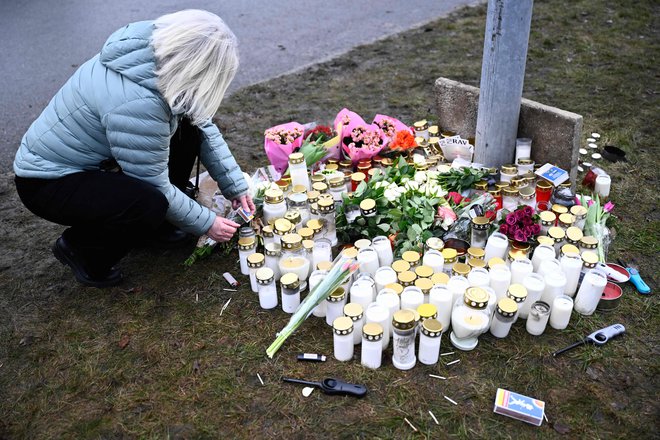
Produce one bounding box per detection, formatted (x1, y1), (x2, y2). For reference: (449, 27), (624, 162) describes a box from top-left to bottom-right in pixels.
(433, 77), (582, 184)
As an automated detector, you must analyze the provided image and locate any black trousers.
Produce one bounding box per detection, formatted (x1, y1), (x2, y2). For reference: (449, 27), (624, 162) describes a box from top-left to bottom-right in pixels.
(14, 118), (201, 276)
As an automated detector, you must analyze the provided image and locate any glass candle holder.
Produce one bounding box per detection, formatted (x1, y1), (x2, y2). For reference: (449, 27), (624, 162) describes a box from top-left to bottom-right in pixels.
(535, 180), (553, 204)
(525, 301), (551, 335)
(470, 216), (490, 249)
(515, 138), (532, 163)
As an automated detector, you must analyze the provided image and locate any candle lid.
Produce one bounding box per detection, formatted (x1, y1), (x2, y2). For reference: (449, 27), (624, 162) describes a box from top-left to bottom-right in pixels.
(398, 270), (417, 285)
(392, 310), (416, 330)
(343, 302), (364, 320)
(415, 277), (434, 293)
(519, 186), (535, 199)
(468, 257), (487, 269)
(502, 186), (519, 196)
(288, 152), (305, 164)
(256, 267), (274, 284)
(306, 190), (321, 203)
(495, 181), (510, 189)
(402, 251), (421, 265)
(333, 316), (354, 335)
(428, 125), (439, 136)
(413, 119), (428, 129)
(274, 218), (293, 235)
(501, 164), (518, 174)
(488, 188), (501, 197)
(517, 158), (533, 166)
(317, 261), (333, 271)
(385, 282), (404, 295)
(467, 247), (485, 259)
(342, 247), (359, 259)
(581, 251), (599, 265)
(281, 233), (303, 250)
(558, 213), (575, 226)
(507, 284), (528, 302)
(561, 244), (580, 256)
(431, 272), (450, 285)
(312, 182), (328, 193)
(310, 174), (325, 183)
(354, 239), (372, 250)
(471, 216), (490, 229)
(298, 227), (314, 240)
(306, 219), (323, 234)
(264, 243), (282, 257)
(452, 262), (471, 276)
(291, 185), (307, 195)
(421, 318), (443, 337)
(328, 287), (346, 302)
(426, 237), (444, 251)
(284, 209), (301, 224)
(351, 172), (366, 182)
(362, 322), (383, 340)
(441, 248), (458, 261)
(280, 273), (300, 290)
(265, 188), (284, 204)
(417, 303), (438, 320)
(487, 257), (506, 269)
(507, 249), (527, 262)
(325, 163), (339, 171)
(247, 253), (265, 268)
(537, 179), (553, 189)
(539, 211), (556, 223)
(329, 176), (344, 188)
(536, 236), (555, 247)
(317, 197), (335, 213)
(237, 236), (256, 250)
(414, 265), (433, 279)
(566, 227), (583, 242)
(359, 199), (377, 216)
(580, 236), (599, 249)
(548, 226), (566, 240)
(497, 297), (518, 317)
(551, 204), (569, 215)
(302, 239), (314, 251)
(391, 260), (411, 273)
(570, 205), (588, 217)
(262, 225), (274, 238)
(473, 180), (488, 191)
(464, 287), (489, 309)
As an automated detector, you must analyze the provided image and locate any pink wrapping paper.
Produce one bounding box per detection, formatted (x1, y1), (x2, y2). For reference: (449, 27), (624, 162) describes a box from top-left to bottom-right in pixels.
(264, 122), (305, 174)
(372, 114), (410, 147)
(334, 108), (384, 165)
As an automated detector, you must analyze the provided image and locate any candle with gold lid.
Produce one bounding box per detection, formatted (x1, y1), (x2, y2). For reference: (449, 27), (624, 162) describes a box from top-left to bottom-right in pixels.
(551, 204), (568, 218)
(415, 277), (434, 302)
(539, 211), (557, 235)
(558, 213), (576, 230)
(332, 316), (354, 362)
(414, 265), (433, 279)
(502, 186), (519, 211)
(579, 236), (599, 254)
(317, 197), (337, 246)
(385, 282), (404, 296)
(359, 198), (377, 217)
(392, 309), (417, 370)
(275, 179), (291, 194)
(468, 247), (485, 260)
(350, 172), (366, 192)
(500, 164), (518, 183)
(431, 272), (449, 286)
(468, 257), (487, 270)
(273, 218), (293, 246)
(441, 248), (458, 275)
(256, 267), (277, 309)
(548, 226), (566, 255)
(565, 227), (583, 247)
(451, 262), (471, 277)
(391, 259), (411, 274)
(284, 209), (302, 230)
(310, 174), (326, 184)
(361, 323), (383, 369)
(278, 233), (310, 290)
(417, 303), (438, 322)
(262, 224), (275, 247)
(280, 273), (301, 314)
(450, 287), (491, 351)
(263, 188), (287, 223)
(489, 297), (518, 338)
(402, 250), (421, 268)
(413, 120), (429, 140)
(237, 236), (256, 275)
(570, 205), (588, 230)
(488, 257), (506, 269)
(247, 253), (265, 293)
(344, 302), (365, 345)
(312, 181), (328, 194)
(398, 270), (417, 287)
(326, 287), (347, 326)
(470, 216), (491, 249)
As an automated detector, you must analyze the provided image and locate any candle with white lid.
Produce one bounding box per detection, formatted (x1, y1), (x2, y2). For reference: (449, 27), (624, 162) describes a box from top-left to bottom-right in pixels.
(489, 264), (512, 300)
(350, 279), (374, 310)
(538, 258), (562, 279)
(376, 289), (400, 334)
(447, 275), (470, 306)
(549, 295), (573, 330)
(400, 286), (424, 312)
(429, 285), (453, 332)
(510, 258), (534, 285)
(371, 236), (394, 267)
(484, 232), (509, 262)
(374, 266), (398, 293)
(365, 303), (391, 349)
(560, 253), (582, 297)
(422, 249), (444, 273)
(531, 244), (556, 273)
(357, 247), (379, 276)
(467, 267), (490, 288)
(541, 271), (567, 307)
(574, 268), (608, 315)
(519, 273), (545, 319)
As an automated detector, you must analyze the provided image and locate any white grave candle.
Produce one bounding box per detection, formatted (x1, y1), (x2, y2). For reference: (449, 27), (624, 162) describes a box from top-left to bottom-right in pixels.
(489, 265), (512, 300)
(422, 249), (445, 273)
(510, 258), (534, 285)
(531, 244), (557, 273)
(560, 253), (583, 297)
(549, 295), (573, 330)
(447, 275), (470, 306)
(374, 266), (398, 293)
(574, 269), (608, 315)
(400, 286), (424, 312)
(467, 267), (490, 288)
(594, 174), (611, 198)
(376, 289), (400, 334)
(429, 285), (453, 331)
(357, 247), (380, 276)
(538, 259), (562, 279)
(526, 301), (551, 336)
(484, 232), (509, 262)
(372, 236), (394, 267)
(519, 273), (545, 319)
(365, 303), (391, 349)
(541, 272), (567, 307)
(350, 279), (375, 310)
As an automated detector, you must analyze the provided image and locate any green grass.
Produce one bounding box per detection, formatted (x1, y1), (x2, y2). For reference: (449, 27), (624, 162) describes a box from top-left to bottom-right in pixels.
(1, 0), (658, 438)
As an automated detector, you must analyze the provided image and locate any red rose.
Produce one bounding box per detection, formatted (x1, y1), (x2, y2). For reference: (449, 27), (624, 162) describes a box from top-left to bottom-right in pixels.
(446, 192), (463, 205)
(499, 224), (509, 235)
(485, 210), (496, 220)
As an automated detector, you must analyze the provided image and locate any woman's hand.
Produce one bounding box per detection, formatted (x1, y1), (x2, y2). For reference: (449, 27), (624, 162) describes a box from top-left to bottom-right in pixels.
(232, 194), (256, 214)
(207, 216), (241, 242)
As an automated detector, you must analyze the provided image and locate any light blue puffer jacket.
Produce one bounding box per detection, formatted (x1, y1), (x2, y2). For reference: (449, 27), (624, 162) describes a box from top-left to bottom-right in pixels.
(13, 20), (248, 236)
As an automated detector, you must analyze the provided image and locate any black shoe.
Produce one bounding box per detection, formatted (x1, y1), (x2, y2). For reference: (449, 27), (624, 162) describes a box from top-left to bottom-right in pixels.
(52, 237), (123, 288)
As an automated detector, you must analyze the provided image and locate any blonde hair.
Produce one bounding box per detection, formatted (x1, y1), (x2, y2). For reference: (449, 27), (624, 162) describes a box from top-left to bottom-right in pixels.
(152, 10), (239, 125)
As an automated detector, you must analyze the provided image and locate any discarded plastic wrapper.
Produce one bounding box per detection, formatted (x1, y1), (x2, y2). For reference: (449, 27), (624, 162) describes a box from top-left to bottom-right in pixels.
(535, 163), (569, 186)
(493, 388), (545, 426)
(439, 136), (474, 162)
(223, 272), (239, 287)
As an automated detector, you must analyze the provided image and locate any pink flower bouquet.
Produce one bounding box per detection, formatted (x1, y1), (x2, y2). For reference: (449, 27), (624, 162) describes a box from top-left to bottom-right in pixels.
(373, 114), (410, 147)
(264, 122), (305, 174)
(334, 108), (384, 165)
(499, 206), (541, 243)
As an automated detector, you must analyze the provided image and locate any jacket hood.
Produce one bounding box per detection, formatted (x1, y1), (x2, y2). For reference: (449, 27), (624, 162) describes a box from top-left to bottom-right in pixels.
(100, 20), (159, 91)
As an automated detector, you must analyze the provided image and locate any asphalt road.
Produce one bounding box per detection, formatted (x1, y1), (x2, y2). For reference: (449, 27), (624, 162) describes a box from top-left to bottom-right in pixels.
(0, 0), (478, 171)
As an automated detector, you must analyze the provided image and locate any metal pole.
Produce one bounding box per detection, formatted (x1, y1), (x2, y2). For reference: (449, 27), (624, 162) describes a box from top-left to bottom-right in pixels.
(474, 0), (534, 167)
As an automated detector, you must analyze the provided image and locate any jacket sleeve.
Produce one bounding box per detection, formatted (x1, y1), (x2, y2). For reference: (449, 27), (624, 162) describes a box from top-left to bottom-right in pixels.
(198, 120), (248, 200)
(103, 97), (216, 236)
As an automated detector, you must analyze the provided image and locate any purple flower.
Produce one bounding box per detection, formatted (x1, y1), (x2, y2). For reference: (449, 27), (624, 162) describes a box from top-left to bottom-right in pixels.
(523, 206), (534, 217)
(514, 230), (527, 242)
(603, 201), (615, 213)
(522, 216), (533, 226)
(509, 224), (519, 234)
(532, 223), (541, 235)
(506, 214), (517, 225)
(500, 224), (509, 235)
